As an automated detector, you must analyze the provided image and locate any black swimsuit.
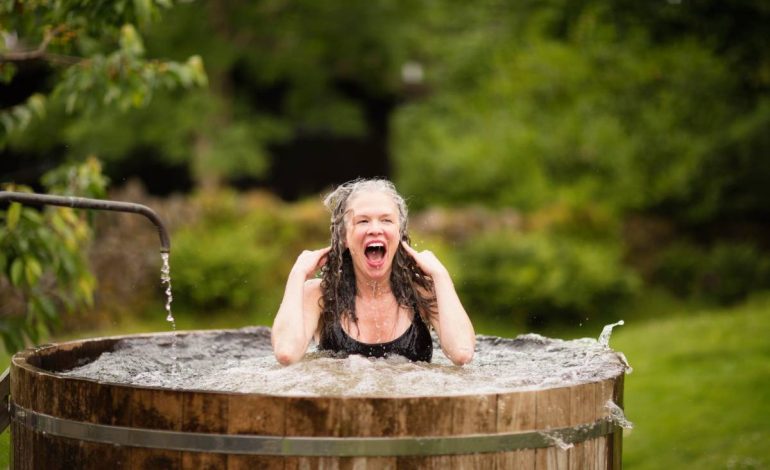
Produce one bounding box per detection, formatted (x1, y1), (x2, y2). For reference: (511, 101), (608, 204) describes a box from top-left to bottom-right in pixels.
(319, 311), (433, 362)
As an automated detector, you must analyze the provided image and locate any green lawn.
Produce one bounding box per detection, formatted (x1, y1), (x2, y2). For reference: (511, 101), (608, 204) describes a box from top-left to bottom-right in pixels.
(1, 296), (768, 468)
(614, 295), (770, 469)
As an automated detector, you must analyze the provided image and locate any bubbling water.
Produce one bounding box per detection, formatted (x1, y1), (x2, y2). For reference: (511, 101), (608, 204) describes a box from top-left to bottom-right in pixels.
(60, 325), (631, 397)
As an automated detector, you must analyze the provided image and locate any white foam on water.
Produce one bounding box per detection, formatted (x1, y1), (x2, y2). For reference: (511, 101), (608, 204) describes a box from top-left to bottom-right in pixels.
(59, 325), (631, 397)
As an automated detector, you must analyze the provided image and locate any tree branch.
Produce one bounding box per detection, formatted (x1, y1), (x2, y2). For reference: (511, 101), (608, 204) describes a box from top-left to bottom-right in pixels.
(0, 50), (82, 65)
(0, 26), (82, 65)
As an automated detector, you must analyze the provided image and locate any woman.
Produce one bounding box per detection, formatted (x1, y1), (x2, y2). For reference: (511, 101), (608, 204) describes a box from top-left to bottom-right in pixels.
(271, 178), (475, 365)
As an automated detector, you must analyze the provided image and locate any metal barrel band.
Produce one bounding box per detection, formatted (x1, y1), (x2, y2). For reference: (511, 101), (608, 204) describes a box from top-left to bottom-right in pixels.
(11, 402), (618, 457)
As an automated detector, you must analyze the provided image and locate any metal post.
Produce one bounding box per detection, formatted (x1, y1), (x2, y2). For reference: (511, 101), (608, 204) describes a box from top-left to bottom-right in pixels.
(0, 191), (170, 253)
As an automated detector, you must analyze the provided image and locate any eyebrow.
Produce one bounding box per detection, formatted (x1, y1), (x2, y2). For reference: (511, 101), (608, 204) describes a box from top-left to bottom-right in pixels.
(351, 210), (396, 218)
(346, 208), (398, 223)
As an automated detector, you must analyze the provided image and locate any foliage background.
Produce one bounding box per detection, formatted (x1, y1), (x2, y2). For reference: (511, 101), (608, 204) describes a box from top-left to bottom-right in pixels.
(2, 0), (770, 468)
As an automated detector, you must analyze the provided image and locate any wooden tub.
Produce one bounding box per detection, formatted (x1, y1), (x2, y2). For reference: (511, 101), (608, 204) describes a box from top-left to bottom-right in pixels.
(7, 330), (625, 469)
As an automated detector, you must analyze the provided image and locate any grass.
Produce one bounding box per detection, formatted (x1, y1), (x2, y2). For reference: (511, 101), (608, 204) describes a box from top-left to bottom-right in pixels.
(1, 295), (768, 469)
(614, 294), (770, 469)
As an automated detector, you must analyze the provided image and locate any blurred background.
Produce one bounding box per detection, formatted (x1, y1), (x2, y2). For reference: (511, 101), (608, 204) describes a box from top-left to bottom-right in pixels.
(1, 1), (769, 468)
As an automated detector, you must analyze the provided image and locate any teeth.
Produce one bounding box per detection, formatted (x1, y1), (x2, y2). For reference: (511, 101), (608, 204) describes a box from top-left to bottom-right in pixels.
(367, 243), (384, 248)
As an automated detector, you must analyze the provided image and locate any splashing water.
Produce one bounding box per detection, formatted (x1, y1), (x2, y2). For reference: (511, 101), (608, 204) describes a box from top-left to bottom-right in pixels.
(160, 252), (177, 364)
(60, 326), (631, 397)
(605, 400), (634, 429)
(161, 253), (174, 323)
(541, 431), (575, 451)
(598, 320), (624, 347)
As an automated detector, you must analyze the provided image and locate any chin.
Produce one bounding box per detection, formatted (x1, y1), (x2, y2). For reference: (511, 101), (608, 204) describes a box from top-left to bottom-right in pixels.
(359, 263), (391, 281)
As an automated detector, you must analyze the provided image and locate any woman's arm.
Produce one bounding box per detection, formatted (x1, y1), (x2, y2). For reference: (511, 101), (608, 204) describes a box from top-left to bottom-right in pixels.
(271, 247), (330, 365)
(401, 242), (475, 365)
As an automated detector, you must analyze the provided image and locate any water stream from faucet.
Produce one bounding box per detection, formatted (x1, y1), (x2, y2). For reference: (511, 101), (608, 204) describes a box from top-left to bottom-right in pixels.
(160, 253), (177, 362)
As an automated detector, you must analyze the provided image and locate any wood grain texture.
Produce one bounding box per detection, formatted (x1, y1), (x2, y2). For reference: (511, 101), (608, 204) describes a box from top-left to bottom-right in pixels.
(226, 394), (285, 469)
(536, 386), (571, 470)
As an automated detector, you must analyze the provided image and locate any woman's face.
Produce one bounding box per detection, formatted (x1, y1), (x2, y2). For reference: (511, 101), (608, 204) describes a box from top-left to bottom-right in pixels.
(344, 190), (401, 283)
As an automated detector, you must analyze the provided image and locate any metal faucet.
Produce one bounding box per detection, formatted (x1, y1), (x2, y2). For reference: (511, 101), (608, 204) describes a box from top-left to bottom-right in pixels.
(0, 191), (171, 253)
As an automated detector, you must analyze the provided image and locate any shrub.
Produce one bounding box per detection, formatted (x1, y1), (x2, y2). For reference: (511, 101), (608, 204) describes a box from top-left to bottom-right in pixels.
(702, 243), (770, 304)
(169, 191), (328, 319)
(651, 242), (703, 298)
(455, 231), (640, 329)
(653, 241), (770, 305)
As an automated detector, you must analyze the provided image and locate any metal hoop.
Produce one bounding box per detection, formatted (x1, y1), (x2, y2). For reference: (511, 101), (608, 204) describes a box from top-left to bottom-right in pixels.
(11, 403), (617, 457)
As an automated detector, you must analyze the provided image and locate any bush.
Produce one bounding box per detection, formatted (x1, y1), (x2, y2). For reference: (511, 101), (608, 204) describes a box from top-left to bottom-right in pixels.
(654, 242), (770, 305)
(0, 159), (107, 352)
(169, 191), (328, 319)
(455, 231), (640, 329)
(651, 242), (703, 298)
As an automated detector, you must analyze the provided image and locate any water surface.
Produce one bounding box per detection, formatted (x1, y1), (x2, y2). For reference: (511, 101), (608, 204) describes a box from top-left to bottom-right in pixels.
(61, 326), (630, 397)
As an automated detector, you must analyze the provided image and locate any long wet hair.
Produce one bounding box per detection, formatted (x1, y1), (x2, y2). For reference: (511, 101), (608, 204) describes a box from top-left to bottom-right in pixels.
(319, 178), (437, 340)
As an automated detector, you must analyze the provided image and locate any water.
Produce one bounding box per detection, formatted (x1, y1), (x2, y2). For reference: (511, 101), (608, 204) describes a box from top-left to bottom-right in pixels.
(60, 325), (631, 397)
(161, 253), (174, 324)
(598, 320), (624, 347)
(160, 252), (177, 363)
(605, 400), (634, 429)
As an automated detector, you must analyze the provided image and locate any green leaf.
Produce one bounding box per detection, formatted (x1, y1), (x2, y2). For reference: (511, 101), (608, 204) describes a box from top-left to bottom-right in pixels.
(24, 257), (42, 285)
(6, 202), (21, 230)
(27, 93), (46, 118)
(12, 104), (32, 129)
(10, 258), (24, 287)
(21, 207), (43, 224)
(32, 296), (57, 322)
(0, 62), (17, 84)
(120, 24), (145, 57)
(0, 111), (15, 133)
(133, 0), (153, 26)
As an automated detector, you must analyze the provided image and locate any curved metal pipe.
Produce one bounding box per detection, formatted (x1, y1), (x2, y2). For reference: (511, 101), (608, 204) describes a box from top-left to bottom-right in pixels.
(0, 191), (171, 253)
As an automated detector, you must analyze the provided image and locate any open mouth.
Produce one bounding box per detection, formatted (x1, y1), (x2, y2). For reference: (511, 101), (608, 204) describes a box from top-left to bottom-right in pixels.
(364, 242), (386, 263)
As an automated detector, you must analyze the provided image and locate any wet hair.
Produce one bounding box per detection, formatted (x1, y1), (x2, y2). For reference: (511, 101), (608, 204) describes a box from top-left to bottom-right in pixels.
(319, 178), (437, 339)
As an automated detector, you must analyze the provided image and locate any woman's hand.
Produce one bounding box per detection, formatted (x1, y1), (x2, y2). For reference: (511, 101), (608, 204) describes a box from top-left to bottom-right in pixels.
(291, 246), (331, 280)
(273, 246), (329, 365)
(401, 241), (448, 278)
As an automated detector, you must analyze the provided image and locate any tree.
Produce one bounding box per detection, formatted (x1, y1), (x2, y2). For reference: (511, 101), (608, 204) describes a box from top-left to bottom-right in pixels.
(3, 0), (434, 190)
(0, 159), (107, 352)
(0, 0), (206, 352)
(0, 0), (206, 144)
(393, 0), (770, 226)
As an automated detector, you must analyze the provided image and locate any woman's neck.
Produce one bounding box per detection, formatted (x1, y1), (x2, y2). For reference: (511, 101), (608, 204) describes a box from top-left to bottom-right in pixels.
(356, 277), (393, 301)
(350, 283), (403, 343)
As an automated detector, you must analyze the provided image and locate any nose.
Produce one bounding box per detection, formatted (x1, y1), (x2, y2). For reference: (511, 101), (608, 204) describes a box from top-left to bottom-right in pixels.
(367, 220), (384, 234)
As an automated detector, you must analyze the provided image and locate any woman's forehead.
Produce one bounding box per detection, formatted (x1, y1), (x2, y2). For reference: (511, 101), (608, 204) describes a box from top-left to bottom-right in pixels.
(346, 190), (399, 216)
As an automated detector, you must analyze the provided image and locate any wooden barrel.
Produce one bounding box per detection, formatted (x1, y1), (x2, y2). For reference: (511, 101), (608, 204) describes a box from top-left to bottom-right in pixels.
(8, 331), (625, 469)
